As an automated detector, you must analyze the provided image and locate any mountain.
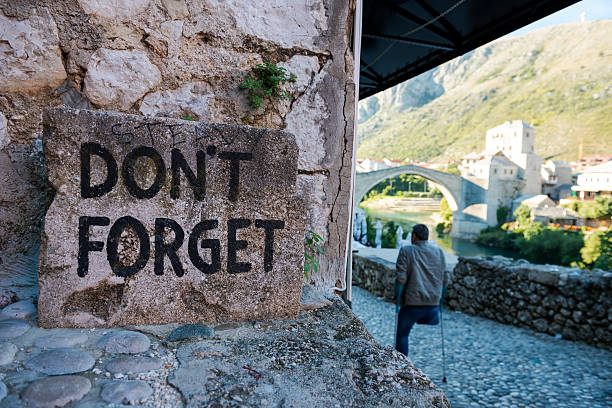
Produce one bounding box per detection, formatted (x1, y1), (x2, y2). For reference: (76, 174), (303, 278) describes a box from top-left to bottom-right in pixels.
(357, 21), (612, 162)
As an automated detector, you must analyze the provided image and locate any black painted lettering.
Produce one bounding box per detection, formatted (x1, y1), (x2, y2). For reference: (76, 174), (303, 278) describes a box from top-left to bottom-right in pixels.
(154, 218), (185, 277)
(170, 148), (206, 200)
(80, 142), (118, 198)
(78, 216), (110, 277)
(227, 218), (251, 273)
(218, 151), (253, 202)
(167, 124), (185, 148)
(122, 146), (166, 199)
(134, 122), (162, 146)
(188, 220), (220, 274)
(106, 216), (150, 278)
(111, 123), (134, 146)
(255, 219), (285, 272)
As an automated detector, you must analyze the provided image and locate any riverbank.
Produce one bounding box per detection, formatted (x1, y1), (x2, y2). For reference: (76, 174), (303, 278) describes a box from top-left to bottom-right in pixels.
(360, 196), (441, 213)
(358, 197), (518, 259)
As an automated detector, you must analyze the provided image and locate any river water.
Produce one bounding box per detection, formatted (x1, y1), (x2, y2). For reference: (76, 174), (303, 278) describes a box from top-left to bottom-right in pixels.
(360, 202), (517, 259)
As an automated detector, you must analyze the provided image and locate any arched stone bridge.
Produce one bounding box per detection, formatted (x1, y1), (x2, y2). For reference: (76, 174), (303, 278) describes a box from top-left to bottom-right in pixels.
(355, 165), (489, 238)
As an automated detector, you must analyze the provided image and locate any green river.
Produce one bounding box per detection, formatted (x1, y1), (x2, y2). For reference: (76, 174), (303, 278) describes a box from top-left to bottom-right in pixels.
(359, 202), (517, 259)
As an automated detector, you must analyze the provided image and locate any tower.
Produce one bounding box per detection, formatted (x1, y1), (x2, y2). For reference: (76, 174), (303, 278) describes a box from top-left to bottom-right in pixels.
(485, 121), (542, 195)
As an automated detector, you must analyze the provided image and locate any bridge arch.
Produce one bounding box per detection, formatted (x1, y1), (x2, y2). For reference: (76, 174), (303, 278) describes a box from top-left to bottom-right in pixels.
(354, 165), (463, 213)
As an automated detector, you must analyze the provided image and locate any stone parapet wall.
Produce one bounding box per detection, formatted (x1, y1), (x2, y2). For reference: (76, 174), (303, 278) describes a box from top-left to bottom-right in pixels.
(352, 253), (611, 349)
(352, 254), (396, 303)
(446, 257), (611, 349)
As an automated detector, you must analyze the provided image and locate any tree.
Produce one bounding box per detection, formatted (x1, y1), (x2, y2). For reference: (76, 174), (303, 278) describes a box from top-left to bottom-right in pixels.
(515, 224), (583, 266)
(513, 204), (532, 230)
(582, 229), (612, 270)
(497, 205), (510, 227)
(382, 220), (398, 248)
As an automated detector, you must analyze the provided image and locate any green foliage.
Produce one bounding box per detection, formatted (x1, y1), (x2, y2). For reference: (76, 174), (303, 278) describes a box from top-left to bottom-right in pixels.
(435, 197), (453, 235)
(562, 196), (612, 219)
(304, 230), (324, 280)
(496, 205), (511, 227)
(382, 221), (398, 248)
(361, 174), (445, 202)
(238, 61), (296, 109)
(365, 215), (376, 246)
(441, 162), (460, 175)
(513, 204), (532, 231)
(475, 227), (517, 249)
(514, 224), (583, 266)
(581, 229), (612, 270)
(182, 115), (195, 121)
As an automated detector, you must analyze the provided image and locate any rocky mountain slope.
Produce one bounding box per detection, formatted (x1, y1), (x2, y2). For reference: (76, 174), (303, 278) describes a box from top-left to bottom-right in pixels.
(357, 20), (612, 162)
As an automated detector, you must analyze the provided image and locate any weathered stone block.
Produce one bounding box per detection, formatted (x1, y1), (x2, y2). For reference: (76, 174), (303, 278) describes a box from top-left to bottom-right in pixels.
(84, 49), (161, 110)
(38, 108), (305, 327)
(0, 8), (67, 92)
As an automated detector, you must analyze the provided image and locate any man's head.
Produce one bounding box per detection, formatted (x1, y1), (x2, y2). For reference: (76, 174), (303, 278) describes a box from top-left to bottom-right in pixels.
(411, 224), (429, 243)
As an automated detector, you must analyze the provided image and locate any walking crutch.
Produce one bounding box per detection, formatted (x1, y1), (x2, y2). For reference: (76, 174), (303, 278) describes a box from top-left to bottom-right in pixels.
(440, 287), (447, 382)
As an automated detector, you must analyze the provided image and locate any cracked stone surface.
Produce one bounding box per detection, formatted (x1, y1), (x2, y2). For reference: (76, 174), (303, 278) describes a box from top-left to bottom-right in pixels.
(0, 289), (449, 407)
(166, 325), (214, 342)
(0, 343), (17, 365)
(21, 375), (91, 408)
(101, 380), (153, 404)
(25, 348), (95, 375)
(84, 48), (161, 110)
(96, 331), (150, 354)
(0, 301), (36, 319)
(105, 356), (162, 374)
(33, 332), (88, 349)
(0, 381), (6, 402)
(0, 7), (67, 92)
(0, 319), (30, 340)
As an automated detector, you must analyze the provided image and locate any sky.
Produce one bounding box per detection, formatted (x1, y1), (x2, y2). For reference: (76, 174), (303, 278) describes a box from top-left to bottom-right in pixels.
(506, 0), (612, 37)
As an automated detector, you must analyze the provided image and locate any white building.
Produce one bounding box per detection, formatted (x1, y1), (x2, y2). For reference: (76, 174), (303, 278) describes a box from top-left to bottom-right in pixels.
(484, 120), (542, 195)
(572, 161), (612, 199)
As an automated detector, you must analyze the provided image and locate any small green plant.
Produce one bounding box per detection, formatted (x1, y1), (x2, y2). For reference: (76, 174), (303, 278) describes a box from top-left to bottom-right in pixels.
(182, 115), (195, 121)
(238, 61), (296, 109)
(304, 230), (324, 280)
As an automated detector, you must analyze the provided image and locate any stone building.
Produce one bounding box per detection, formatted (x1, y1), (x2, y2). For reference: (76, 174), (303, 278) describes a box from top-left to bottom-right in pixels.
(484, 120), (542, 195)
(541, 160), (573, 200)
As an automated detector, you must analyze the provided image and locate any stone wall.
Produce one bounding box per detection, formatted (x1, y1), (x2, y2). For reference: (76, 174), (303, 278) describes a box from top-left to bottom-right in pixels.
(352, 253), (612, 349)
(446, 256), (611, 349)
(352, 254), (396, 303)
(0, 0), (356, 289)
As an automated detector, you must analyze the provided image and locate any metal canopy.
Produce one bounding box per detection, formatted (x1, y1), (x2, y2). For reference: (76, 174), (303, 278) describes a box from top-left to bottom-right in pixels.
(359, 0), (580, 99)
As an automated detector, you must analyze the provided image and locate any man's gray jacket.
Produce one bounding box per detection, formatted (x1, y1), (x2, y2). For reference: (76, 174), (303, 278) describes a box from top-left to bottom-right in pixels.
(396, 240), (447, 307)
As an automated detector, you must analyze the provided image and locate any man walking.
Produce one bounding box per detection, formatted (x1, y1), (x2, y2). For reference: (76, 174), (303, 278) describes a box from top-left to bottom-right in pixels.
(395, 224), (447, 356)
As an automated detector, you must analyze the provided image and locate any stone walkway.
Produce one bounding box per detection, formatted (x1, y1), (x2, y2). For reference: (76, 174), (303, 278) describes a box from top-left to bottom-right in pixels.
(0, 286), (451, 408)
(352, 285), (612, 408)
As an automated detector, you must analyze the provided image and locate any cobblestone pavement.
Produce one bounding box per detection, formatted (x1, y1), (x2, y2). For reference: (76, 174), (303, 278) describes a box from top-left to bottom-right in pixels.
(352, 285), (612, 408)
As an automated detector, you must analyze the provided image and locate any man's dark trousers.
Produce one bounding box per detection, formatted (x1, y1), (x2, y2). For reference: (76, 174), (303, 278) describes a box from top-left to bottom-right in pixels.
(395, 305), (439, 356)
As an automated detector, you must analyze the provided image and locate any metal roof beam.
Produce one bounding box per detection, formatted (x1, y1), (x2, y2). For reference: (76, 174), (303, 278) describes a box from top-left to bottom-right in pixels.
(359, 70), (381, 82)
(379, 0), (457, 45)
(415, 0), (463, 41)
(362, 32), (455, 51)
(360, 59), (384, 81)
